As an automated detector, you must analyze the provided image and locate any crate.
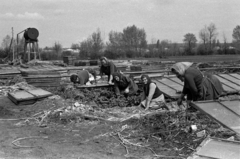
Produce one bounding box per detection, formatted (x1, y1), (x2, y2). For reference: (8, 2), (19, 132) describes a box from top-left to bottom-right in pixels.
(89, 60), (98, 66)
(78, 61), (87, 66)
(63, 56), (76, 65)
(130, 65), (142, 71)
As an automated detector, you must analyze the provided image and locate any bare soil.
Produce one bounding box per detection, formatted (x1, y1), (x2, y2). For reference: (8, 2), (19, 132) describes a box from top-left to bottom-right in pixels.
(1, 94), (238, 159)
(1, 96), (171, 159)
(1, 56), (240, 159)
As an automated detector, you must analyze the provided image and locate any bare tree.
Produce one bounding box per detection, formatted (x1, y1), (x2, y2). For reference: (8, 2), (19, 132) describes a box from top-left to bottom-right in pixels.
(91, 28), (104, 59)
(160, 40), (171, 57)
(207, 23), (218, 52)
(171, 42), (178, 56)
(222, 32), (228, 54)
(53, 42), (62, 59)
(199, 26), (209, 54)
(80, 37), (93, 59)
(1, 35), (11, 49)
(232, 25), (240, 42)
(108, 31), (123, 51)
(232, 25), (240, 52)
(79, 28), (104, 59)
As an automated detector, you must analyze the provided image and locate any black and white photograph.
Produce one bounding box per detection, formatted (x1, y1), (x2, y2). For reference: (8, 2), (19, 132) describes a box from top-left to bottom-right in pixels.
(0, 0), (240, 158)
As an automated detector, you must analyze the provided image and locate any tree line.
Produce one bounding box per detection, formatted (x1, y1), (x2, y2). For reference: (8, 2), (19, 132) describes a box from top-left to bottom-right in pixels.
(1, 23), (240, 61)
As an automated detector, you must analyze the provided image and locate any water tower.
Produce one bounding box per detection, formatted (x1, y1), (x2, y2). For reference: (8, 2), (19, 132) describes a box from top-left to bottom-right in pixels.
(17, 28), (39, 62)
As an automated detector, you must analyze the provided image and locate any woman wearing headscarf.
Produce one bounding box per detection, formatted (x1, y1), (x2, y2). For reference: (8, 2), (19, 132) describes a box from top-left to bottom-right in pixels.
(112, 72), (138, 96)
(99, 56), (118, 85)
(70, 68), (97, 85)
(170, 62), (223, 106)
(140, 74), (165, 111)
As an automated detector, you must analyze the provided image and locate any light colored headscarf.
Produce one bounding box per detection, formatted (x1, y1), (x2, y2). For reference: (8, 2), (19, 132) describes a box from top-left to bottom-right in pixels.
(170, 62), (193, 76)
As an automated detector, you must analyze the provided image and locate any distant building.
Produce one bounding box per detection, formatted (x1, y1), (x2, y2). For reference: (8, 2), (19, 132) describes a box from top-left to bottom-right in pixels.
(63, 48), (80, 54)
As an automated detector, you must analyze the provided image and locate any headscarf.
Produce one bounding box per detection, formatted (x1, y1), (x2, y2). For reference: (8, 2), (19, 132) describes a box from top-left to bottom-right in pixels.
(170, 62), (193, 76)
(112, 72), (124, 82)
(70, 74), (78, 83)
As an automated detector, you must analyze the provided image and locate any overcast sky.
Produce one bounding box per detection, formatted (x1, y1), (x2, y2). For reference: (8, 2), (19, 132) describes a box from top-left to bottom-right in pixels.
(1, 0), (239, 48)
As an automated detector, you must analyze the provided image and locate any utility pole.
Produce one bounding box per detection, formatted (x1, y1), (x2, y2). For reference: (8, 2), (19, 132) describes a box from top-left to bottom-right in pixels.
(12, 27), (15, 61)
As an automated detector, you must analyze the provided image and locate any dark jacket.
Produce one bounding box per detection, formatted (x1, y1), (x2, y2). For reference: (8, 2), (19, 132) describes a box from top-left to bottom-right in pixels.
(182, 68), (223, 101)
(100, 61), (118, 80)
(201, 72), (224, 100)
(77, 70), (89, 85)
(182, 67), (203, 101)
(112, 72), (138, 96)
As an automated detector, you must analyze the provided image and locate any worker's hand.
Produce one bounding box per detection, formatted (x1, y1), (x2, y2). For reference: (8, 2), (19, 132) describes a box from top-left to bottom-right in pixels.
(186, 100), (191, 107)
(124, 88), (129, 93)
(108, 81), (114, 85)
(86, 81), (91, 86)
(177, 98), (182, 106)
(198, 92), (203, 100)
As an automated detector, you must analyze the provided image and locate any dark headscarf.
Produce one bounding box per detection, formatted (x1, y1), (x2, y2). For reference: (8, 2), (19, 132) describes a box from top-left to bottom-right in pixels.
(70, 74), (78, 83)
(112, 72), (124, 82)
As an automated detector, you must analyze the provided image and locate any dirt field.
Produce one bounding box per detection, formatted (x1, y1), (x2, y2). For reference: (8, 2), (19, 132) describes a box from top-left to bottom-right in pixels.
(0, 56), (240, 159)
(1, 95), (191, 159)
(0, 96), (129, 159)
(131, 54), (240, 63)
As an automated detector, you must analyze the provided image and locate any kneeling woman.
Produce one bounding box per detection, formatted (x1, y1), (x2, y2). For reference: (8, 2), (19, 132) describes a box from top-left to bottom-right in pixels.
(140, 74), (165, 111)
(170, 62), (223, 106)
(112, 72), (138, 96)
(70, 69), (97, 85)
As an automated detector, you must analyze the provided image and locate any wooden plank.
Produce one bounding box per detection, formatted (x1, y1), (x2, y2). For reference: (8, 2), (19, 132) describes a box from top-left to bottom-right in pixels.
(8, 91), (36, 101)
(26, 79), (61, 82)
(124, 70), (169, 75)
(0, 70), (21, 75)
(27, 89), (53, 99)
(152, 79), (180, 99)
(192, 100), (240, 134)
(188, 137), (240, 159)
(166, 77), (184, 86)
(24, 75), (61, 78)
(229, 73), (240, 80)
(76, 83), (112, 89)
(133, 73), (163, 79)
(222, 83), (238, 93)
(30, 84), (60, 87)
(216, 75), (240, 90)
(156, 78), (183, 92)
(218, 74), (240, 86)
(8, 90), (37, 105)
(221, 100), (240, 116)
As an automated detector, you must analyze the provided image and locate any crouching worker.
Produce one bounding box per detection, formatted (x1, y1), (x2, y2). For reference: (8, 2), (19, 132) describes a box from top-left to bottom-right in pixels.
(112, 72), (138, 97)
(170, 62), (223, 107)
(70, 69), (97, 85)
(99, 56), (118, 85)
(139, 74), (165, 111)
